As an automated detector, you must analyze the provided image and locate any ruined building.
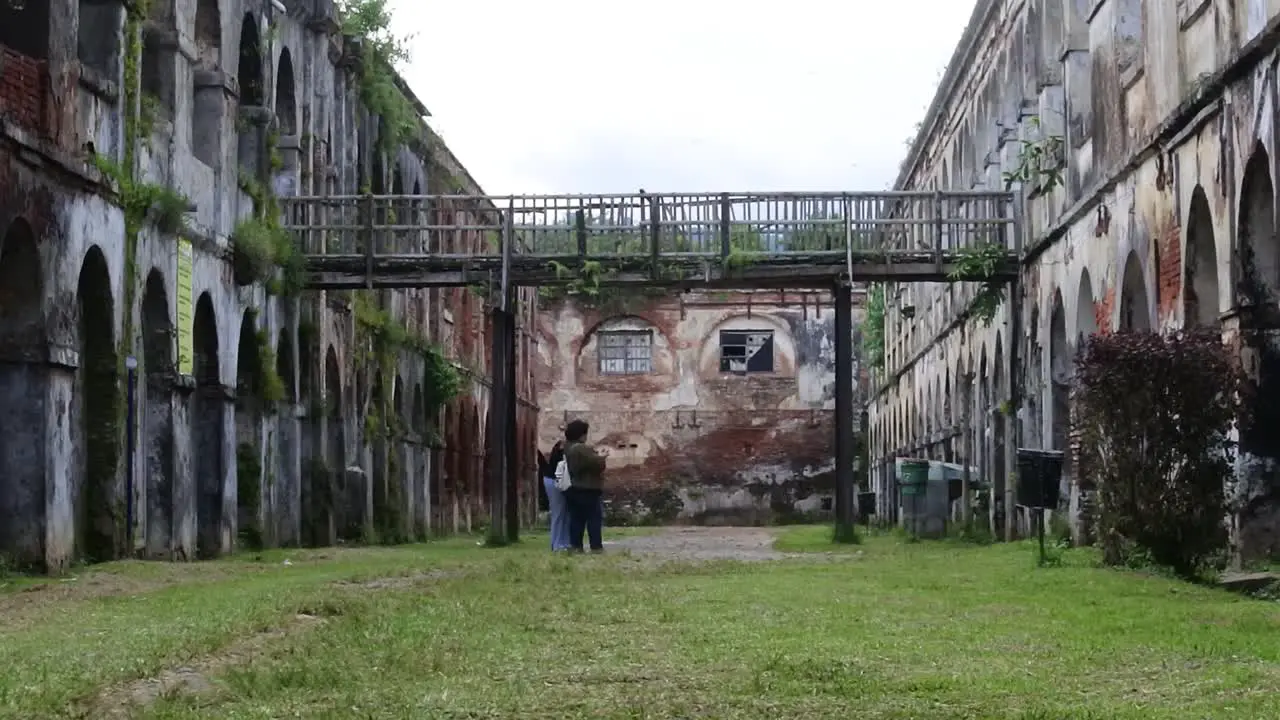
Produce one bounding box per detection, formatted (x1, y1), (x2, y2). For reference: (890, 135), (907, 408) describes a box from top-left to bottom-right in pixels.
(537, 289), (865, 524)
(867, 0), (1280, 559)
(0, 0), (538, 573)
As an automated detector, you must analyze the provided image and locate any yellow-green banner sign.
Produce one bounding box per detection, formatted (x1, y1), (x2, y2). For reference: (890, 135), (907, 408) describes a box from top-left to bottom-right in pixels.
(176, 239), (194, 376)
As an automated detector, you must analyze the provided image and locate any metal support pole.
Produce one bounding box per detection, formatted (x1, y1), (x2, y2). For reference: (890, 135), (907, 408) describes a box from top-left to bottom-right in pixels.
(719, 193), (731, 259)
(504, 289), (519, 541)
(834, 281), (857, 542)
(486, 307), (511, 545)
(1005, 275), (1022, 541)
(487, 202), (516, 545)
(647, 192), (661, 279)
(574, 209), (587, 258)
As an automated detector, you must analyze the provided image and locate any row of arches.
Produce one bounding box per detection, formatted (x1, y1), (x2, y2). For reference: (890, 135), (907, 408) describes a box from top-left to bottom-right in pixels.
(870, 135), (1277, 541)
(0, 211), (530, 569)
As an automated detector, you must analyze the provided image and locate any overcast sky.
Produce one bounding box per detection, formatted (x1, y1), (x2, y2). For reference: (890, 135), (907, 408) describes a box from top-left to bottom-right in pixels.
(391, 0), (977, 195)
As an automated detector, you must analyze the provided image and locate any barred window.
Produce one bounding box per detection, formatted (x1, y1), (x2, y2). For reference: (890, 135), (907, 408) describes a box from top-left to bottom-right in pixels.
(598, 330), (652, 375)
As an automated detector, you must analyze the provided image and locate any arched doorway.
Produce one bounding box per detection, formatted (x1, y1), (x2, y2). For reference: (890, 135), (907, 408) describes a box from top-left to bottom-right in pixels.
(1118, 251), (1151, 331)
(237, 13), (263, 106)
(1184, 186), (1220, 328)
(77, 246), (120, 563)
(993, 334), (1007, 531)
(1049, 290), (1069, 455)
(978, 351), (992, 531)
(0, 218), (47, 568)
(235, 310), (264, 549)
(274, 48), (296, 135)
(142, 269), (175, 558)
(1024, 302), (1041, 449)
(193, 292), (224, 558)
(1237, 143), (1280, 558)
(275, 327), (296, 546)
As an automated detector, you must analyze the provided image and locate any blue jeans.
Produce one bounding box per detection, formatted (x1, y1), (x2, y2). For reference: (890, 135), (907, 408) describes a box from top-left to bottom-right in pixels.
(543, 477), (571, 551)
(565, 487), (604, 551)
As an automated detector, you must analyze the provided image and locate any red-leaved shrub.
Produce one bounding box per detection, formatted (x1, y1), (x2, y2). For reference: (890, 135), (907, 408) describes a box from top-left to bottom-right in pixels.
(1074, 330), (1245, 575)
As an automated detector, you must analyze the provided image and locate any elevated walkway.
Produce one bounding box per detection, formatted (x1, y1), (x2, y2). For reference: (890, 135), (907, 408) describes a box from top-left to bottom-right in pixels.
(282, 190), (1018, 290)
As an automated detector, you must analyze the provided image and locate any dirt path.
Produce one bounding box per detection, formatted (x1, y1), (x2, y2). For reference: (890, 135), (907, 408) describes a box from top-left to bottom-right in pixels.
(609, 526), (837, 562)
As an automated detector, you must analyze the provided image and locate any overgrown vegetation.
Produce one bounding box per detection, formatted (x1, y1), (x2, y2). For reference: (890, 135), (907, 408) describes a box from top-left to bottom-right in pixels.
(338, 0), (419, 152)
(863, 283), (885, 369)
(234, 170), (304, 295)
(1075, 330), (1246, 577)
(948, 242), (1007, 325)
(80, 0), (183, 556)
(537, 221), (822, 310)
(352, 292), (461, 446)
(1002, 115), (1066, 198)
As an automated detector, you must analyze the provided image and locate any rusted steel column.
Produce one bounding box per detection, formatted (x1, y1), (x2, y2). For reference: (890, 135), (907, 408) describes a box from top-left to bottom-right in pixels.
(834, 280), (857, 540)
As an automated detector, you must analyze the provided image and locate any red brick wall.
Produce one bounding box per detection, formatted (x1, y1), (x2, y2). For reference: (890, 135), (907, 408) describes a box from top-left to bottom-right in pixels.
(0, 47), (46, 134)
(1094, 285), (1115, 333)
(1156, 223), (1183, 325)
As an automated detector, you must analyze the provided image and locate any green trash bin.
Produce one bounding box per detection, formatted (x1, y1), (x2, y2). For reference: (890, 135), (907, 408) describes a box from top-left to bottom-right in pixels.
(899, 459), (930, 496)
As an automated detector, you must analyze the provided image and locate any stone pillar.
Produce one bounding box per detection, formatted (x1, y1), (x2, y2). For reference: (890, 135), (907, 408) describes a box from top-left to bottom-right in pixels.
(220, 386), (238, 555)
(171, 376), (196, 559)
(277, 405), (301, 546)
(44, 352), (77, 573)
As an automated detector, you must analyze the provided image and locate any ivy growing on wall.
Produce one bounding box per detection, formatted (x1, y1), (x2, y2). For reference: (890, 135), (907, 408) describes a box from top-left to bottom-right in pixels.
(863, 283), (885, 369)
(233, 166), (304, 295)
(948, 243), (1007, 326)
(1002, 115), (1066, 198)
(338, 0), (419, 152)
(352, 292), (461, 443)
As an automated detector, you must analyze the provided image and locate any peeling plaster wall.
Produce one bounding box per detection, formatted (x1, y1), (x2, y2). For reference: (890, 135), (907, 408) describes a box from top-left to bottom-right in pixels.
(868, 0), (1280, 560)
(0, 0), (538, 573)
(537, 291), (863, 524)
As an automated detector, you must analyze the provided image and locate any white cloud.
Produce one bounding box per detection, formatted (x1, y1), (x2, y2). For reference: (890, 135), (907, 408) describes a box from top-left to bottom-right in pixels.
(392, 0), (976, 194)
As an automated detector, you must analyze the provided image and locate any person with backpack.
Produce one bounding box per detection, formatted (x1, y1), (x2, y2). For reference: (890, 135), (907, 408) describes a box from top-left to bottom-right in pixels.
(555, 419), (608, 553)
(538, 441), (570, 551)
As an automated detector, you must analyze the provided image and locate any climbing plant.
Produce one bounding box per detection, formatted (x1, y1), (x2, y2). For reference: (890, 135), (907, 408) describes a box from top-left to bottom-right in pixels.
(338, 0), (418, 152)
(84, 0), (195, 551)
(863, 283), (885, 369)
(352, 292), (461, 441)
(948, 243), (1007, 325)
(253, 329), (288, 406)
(537, 223), (769, 311)
(234, 168), (304, 295)
(1002, 115), (1065, 197)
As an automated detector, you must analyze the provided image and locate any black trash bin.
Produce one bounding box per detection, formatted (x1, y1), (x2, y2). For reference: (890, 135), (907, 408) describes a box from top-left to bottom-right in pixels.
(1016, 448), (1064, 509)
(857, 492), (876, 522)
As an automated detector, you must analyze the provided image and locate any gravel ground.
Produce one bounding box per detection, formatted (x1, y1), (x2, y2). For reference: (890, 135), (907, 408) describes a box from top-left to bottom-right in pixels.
(607, 526), (859, 563)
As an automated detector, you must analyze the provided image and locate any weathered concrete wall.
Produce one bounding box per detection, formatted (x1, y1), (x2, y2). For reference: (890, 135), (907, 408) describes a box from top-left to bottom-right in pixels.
(537, 291), (863, 524)
(867, 0), (1280, 561)
(0, 0), (538, 573)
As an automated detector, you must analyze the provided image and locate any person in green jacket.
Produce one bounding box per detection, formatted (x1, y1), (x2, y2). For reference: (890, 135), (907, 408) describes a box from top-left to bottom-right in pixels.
(562, 419), (607, 552)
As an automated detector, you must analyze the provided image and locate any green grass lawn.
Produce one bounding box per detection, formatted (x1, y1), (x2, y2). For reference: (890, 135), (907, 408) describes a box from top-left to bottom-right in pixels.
(2, 527), (1278, 719)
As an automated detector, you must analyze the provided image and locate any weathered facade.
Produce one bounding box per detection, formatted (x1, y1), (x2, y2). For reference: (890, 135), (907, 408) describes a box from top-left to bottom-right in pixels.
(867, 0), (1280, 560)
(536, 290), (864, 524)
(0, 0), (537, 573)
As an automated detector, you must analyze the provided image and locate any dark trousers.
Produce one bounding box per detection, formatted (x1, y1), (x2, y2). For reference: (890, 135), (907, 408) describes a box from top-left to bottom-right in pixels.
(564, 487), (603, 551)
